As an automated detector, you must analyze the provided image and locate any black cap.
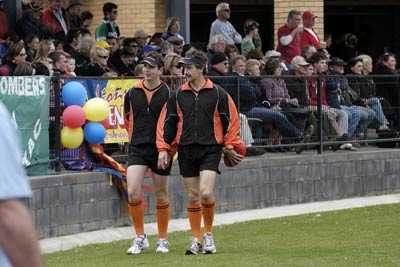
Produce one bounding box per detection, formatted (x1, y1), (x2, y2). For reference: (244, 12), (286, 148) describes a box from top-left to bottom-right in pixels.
(329, 57), (346, 66)
(210, 52), (228, 66)
(140, 56), (163, 68)
(179, 52), (208, 67)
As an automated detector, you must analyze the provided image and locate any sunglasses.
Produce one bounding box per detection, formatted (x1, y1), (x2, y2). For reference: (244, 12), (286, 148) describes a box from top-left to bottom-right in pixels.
(19, 53), (27, 57)
(223, 9), (230, 12)
(98, 55), (109, 59)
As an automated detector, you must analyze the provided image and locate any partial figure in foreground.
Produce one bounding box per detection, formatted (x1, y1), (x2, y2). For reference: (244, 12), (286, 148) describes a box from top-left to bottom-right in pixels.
(0, 101), (42, 267)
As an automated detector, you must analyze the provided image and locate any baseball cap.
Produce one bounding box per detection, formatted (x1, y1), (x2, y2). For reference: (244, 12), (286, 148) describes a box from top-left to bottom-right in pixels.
(291, 56), (310, 69)
(264, 50), (281, 59)
(303, 11), (317, 21)
(179, 52), (208, 67)
(140, 56), (163, 68)
(210, 52), (228, 66)
(134, 30), (150, 39)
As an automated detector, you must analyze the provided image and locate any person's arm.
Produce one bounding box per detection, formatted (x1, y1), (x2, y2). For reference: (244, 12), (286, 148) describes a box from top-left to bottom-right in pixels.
(211, 21), (236, 45)
(262, 78), (281, 105)
(253, 34), (262, 51)
(0, 200), (42, 267)
(279, 25), (303, 46)
(240, 38), (253, 57)
(157, 92), (179, 145)
(219, 91), (244, 165)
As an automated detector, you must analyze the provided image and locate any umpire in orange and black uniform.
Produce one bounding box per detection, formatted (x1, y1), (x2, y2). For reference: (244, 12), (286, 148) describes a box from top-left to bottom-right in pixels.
(157, 51), (244, 255)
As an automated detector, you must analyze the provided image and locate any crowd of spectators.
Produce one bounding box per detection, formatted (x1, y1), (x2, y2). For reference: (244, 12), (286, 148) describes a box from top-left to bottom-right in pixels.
(0, 0), (399, 153)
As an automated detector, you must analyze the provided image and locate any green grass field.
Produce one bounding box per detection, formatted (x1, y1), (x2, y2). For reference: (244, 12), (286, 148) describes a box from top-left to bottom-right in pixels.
(45, 204), (400, 267)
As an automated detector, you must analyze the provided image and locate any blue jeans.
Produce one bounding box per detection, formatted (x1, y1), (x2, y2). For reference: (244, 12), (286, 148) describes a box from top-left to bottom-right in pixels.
(366, 97), (388, 126)
(246, 107), (302, 139)
(341, 105), (374, 137)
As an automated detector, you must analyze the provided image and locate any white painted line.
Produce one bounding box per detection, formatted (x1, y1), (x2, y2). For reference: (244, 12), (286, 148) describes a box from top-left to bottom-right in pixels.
(40, 193), (400, 254)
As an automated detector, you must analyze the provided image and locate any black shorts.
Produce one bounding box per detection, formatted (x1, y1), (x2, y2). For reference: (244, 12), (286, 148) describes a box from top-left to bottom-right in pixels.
(178, 144), (223, 177)
(128, 144), (172, 176)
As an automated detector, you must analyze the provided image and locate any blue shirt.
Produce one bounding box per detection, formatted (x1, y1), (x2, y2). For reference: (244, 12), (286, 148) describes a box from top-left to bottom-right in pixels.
(0, 102), (32, 267)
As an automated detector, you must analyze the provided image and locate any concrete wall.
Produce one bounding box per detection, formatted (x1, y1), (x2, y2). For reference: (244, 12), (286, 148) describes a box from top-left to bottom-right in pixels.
(29, 149), (400, 239)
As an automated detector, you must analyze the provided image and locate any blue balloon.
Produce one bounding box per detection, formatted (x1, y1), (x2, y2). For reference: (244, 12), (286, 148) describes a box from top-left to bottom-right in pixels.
(84, 122), (106, 144)
(62, 81), (87, 106)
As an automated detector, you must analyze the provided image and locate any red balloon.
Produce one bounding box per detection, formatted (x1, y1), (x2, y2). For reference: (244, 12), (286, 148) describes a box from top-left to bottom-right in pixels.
(62, 105), (86, 128)
(101, 118), (111, 129)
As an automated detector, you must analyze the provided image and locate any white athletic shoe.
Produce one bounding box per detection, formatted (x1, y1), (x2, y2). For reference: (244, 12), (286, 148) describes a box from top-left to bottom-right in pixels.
(155, 239), (169, 253)
(202, 233), (217, 254)
(127, 234), (150, 255)
(185, 238), (203, 255)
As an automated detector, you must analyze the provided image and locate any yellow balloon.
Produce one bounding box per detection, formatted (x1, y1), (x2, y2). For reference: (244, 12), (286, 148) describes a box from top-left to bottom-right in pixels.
(61, 127), (84, 149)
(83, 98), (110, 122)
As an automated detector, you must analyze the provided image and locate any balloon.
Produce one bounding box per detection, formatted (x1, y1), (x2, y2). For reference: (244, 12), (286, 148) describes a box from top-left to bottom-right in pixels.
(61, 127), (84, 149)
(83, 98), (110, 122)
(101, 118), (111, 129)
(62, 105), (86, 128)
(84, 122), (106, 144)
(62, 81), (87, 107)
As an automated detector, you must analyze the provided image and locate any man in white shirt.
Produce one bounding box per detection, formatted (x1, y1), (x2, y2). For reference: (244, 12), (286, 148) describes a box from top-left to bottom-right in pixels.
(209, 2), (242, 46)
(0, 102), (42, 267)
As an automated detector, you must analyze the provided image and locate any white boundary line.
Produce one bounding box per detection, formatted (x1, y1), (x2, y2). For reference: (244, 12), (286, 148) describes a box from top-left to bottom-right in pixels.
(40, 193), (400, 254)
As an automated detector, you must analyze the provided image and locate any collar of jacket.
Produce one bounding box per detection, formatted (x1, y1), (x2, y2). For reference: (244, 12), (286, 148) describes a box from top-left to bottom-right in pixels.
(136, 80), (164, 91)
(180, 79), (214, 91)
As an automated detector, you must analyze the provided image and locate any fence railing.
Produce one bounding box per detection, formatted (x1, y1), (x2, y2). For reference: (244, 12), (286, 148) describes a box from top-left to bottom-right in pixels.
(48, 73), (400, 172)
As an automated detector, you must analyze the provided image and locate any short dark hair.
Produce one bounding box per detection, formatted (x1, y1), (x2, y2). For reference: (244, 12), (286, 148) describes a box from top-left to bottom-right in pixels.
(48, 51), (65, 64)
(263, 58), (281, 75)
(80, 10), (94, 21)
(288, 10), (301, 21)
(309, 52), (327, 65)
(103, 2), (117, 16)
(66, 29), (81, 44)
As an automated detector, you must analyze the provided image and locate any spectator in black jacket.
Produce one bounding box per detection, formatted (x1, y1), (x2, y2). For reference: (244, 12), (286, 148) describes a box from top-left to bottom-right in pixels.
(374, 52), (400, 129)
(16, 2), (50, 39)
(347, 57), (388, 130)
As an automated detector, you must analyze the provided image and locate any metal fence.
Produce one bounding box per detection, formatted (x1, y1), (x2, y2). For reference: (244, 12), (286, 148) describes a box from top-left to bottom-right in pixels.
(49, 73), (400, 172)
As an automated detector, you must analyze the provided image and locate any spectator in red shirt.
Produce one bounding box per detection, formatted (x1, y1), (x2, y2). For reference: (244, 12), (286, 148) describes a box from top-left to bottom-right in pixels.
(276, 10), (303, 64)
(300, 11), (326, 50)
(41, 0), (69, 40)
(0, 0), (8, 39)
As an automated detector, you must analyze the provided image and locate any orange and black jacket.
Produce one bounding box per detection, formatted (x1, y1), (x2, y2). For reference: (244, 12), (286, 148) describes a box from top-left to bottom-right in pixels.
(156, 79), (242, 153)
(124, 80), (170, 145)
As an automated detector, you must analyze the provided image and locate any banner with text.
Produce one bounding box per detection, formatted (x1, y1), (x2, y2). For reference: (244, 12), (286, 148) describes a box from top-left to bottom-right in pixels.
(74, 79), (139, 143)
(0, 76), (50, 174)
